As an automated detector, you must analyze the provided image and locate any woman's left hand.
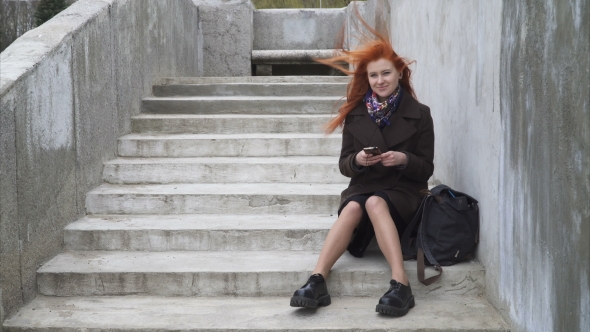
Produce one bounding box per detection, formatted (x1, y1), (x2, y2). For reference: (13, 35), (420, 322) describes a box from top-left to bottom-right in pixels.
(380, 151), (408, 167)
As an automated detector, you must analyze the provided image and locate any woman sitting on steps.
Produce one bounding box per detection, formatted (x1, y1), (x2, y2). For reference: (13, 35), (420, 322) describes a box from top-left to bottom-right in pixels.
(289, 29), (435, 317)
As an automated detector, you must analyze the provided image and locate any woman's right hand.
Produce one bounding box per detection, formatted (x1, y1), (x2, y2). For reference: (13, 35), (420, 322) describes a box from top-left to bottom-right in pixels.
(355, 150), (382, 167)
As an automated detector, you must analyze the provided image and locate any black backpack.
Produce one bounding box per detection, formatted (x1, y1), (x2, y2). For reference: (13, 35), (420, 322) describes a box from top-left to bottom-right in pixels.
(401, 184), (479, 285)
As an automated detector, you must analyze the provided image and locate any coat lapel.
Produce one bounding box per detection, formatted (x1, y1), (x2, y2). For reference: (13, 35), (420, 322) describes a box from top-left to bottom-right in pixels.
(346, 93), (422, 151)
(345, 105), (389, 153)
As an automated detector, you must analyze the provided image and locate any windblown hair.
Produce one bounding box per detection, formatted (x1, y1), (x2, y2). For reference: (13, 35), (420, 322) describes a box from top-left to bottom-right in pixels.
(317, 14), (416, 134)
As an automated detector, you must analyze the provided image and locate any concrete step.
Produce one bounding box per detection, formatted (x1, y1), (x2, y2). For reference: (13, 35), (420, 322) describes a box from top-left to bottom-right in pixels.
(64, 214), (335, 251)
(131, 114), (334, 134)
(156, 76), (352, 84)
(103, 157), (349, 184)
(36, 251), (485, 297)
(86, 183), (345, 215)
(117, 133), (341, 157)
(3, 295), (509, 332)
(153, 82), (347, 97)
(141, 96), (344, 114)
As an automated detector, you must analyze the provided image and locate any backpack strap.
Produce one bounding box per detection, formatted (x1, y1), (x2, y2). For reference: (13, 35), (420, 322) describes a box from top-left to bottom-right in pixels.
(417, 248), (443, 285)
(400, 195), (429, 258)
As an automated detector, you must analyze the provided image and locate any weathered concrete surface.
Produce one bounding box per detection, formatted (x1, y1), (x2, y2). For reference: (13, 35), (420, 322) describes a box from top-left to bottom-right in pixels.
(198, 0), (253, 76)
(0, 53), (21, 327)
(142, 96), (344, 114)
(152, 82), (347, 97)
(155, 76), (351, 84)
(498, 1), (590, 331)
(116, 133), (341, 157)
(85, 183), (344, 215)
(0, 0), (201, 323)
(36, 251), (484, 297)
(252, 49), (338, 64)
(389, 0), (589, 331)
(63, 214), (335, 251)
(102, 156), (348, 184)
(131, 114), (333, 134)
(253, 8), (346, 51)
(3, 295), (509, 332)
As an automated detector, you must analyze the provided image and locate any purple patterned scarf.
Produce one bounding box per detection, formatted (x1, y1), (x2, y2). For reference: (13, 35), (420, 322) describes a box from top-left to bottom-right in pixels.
(364, 86), (402, 127)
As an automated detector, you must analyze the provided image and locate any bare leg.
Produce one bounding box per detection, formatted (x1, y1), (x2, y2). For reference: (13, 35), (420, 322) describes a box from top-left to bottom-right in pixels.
(365, 196), (409, 286)
(312, 201), (363, 278)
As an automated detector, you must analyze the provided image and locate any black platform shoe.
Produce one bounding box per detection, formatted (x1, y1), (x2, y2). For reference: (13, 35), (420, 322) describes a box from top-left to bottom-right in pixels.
(375, 279), (415, 316)
(290, 273), (331, 308)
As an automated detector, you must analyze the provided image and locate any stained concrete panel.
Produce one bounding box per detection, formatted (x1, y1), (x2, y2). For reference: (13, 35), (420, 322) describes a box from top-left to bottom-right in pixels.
(499, 0), (589, 331)
(387, 0), (505, 324)
(0, 73), (22, 326)
(13, 40), (78, 305)
(1, 0), (202, 323)
(72, 0), (118, 215)
(200, 0), (253, 76)
(254, 8), (346, 51)
(112, 0), (201, 134)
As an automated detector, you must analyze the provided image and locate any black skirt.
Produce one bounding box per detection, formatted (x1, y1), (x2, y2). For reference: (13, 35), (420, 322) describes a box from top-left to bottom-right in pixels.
(338, 190), (408, 258)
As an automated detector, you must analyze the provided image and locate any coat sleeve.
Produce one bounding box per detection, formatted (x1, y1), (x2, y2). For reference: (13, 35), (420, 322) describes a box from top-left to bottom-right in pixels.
(399, 108), (435, 182)
(339, 120), (366, 178)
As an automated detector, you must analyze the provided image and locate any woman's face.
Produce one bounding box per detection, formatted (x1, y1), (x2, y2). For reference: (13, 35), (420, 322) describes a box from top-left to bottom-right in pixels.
(367, 58), (401, 102)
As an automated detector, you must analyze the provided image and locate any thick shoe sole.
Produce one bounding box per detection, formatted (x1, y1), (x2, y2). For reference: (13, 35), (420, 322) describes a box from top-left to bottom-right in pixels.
(375, 296), (415, 317)
(290, 294), (331, 309)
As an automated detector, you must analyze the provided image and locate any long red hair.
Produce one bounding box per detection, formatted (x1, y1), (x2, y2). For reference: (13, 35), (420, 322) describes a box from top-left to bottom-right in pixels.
(316, 17), (416, 134)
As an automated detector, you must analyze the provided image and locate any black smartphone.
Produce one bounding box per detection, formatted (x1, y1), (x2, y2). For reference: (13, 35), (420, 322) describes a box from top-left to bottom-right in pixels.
(363, 147), (382, 155)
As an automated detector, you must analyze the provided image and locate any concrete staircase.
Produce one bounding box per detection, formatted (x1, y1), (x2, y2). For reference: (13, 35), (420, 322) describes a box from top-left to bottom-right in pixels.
(3, 77), (508, 331)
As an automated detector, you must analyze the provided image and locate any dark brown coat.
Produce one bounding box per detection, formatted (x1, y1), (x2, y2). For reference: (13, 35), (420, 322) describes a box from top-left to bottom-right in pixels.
(339, 93), (435, 224)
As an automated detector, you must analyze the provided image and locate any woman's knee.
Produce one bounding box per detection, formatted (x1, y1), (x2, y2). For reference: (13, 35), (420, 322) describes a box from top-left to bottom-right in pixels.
(338, 201), (363, 227)
(365, 196), (389, 215)
(341, 201), (363, 218)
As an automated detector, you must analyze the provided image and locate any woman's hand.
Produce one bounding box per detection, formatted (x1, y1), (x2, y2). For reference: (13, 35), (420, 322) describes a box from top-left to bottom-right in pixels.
(355, 150), (382, 167)
(380, 151), (408, 167)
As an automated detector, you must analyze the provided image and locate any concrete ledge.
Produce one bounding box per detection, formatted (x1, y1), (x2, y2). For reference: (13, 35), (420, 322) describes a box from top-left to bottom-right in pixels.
(254, 8), (346, 51)
(252, 49), (339, 64)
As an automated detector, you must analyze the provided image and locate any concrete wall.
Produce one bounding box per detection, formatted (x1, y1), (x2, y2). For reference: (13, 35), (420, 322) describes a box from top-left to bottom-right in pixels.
(388, 0), (589, 331)
(499, 1), (589, 331)
(0, 0), (205, 323)
(253, 8), (346, 50)
(199, 0), (254, 76)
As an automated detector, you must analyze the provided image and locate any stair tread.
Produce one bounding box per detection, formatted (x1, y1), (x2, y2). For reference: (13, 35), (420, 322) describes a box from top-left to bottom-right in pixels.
(88, 183), (346, 195)
(4, 295), (508, 331)
(132, 113), (334, 119)
(105, 156), (340, 165)
(66, 214), (336, 231)
(144, 96), (343, 101)
(38, 250), (483, 274)
(120, 133), (340, 139)
(157, 76), (351, 84)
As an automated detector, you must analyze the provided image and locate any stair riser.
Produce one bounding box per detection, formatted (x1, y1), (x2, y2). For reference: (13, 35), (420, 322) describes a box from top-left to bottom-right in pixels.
(153, 84), (347, 97)
(86, 194), (340, 215)
(132, 117), (331, 134)
(142, 99), (343, 114)
(64, 229), (330, 251)
(103, 163), (349, 184)
(37, 270), (484, 297)
(118, 138), (341, 157)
